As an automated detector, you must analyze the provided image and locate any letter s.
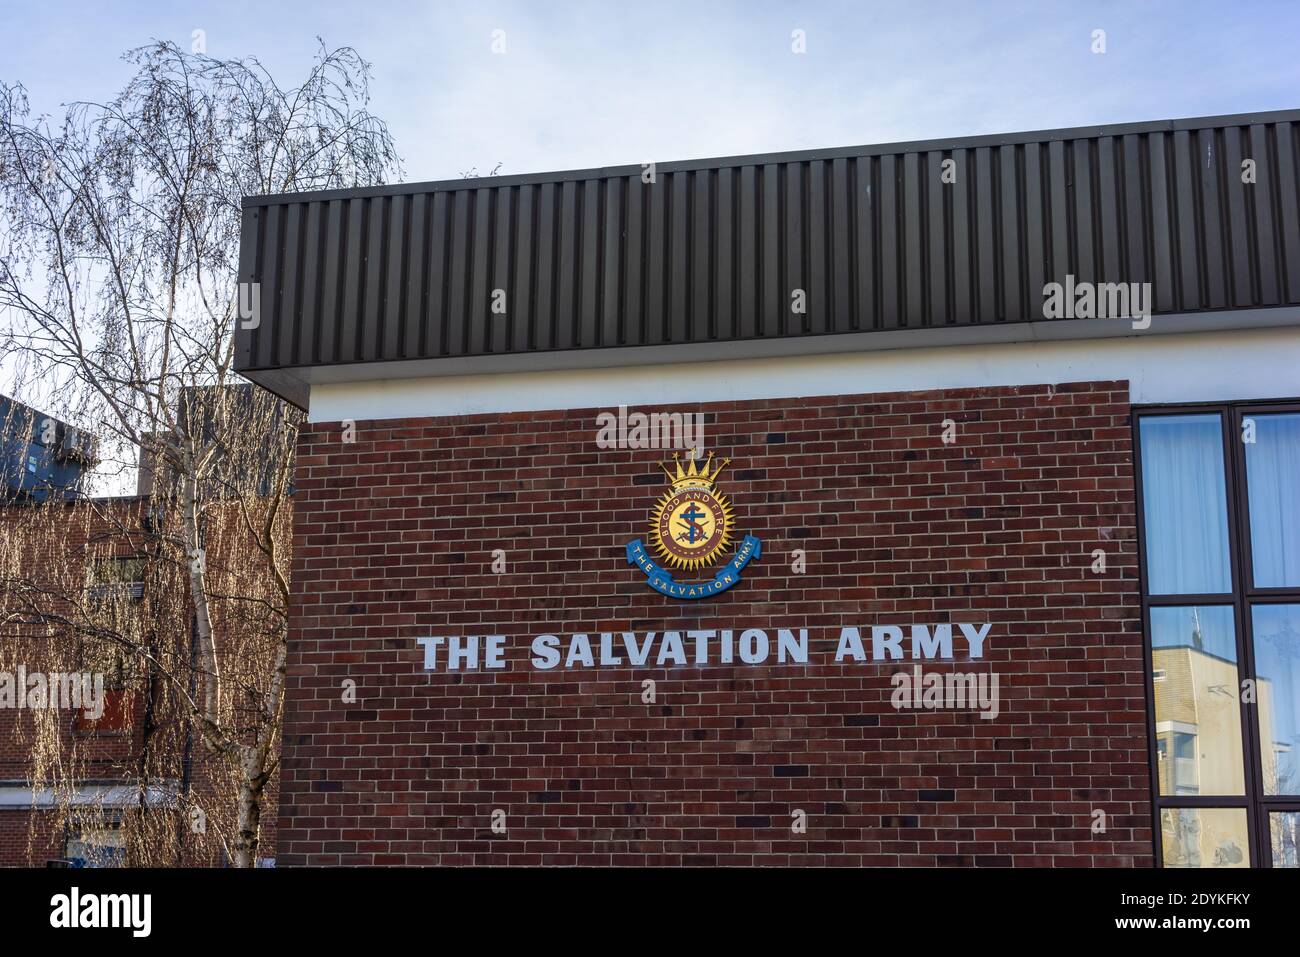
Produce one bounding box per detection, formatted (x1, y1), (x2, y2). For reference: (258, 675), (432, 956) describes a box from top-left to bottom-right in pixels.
(531, 635), (561, 670)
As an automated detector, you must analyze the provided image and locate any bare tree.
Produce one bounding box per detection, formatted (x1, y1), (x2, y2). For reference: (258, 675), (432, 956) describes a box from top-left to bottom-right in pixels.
(0, 40), (401, 866)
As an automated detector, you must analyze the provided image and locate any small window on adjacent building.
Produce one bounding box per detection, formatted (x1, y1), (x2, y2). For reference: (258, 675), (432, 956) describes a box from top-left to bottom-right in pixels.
(65, 822), (126, 868)
(81, 556), (146, 693)
(87, 556), (146, 601)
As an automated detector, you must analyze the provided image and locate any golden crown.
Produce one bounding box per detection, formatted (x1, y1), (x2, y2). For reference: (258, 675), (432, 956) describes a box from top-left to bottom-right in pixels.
(659, 450), (730, 490)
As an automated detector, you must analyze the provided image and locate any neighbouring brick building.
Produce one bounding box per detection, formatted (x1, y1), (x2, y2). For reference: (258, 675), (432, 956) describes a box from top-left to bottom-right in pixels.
(237, 110), (1300, 867)
(0, 497), (164, 866)
(0, 495), (282, 867)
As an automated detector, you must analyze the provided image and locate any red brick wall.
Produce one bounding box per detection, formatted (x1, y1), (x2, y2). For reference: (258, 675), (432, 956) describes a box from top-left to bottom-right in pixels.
(0, 499), (280, 867)
(281, 379), (1153, 866)
(0, 810), (62, 866)
(0, 500), (146, 866)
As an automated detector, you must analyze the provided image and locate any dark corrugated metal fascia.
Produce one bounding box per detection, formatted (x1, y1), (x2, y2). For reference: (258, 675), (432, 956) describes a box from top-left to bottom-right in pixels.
(241, 109), (1300, 207)
(234, 108), (1300, 390)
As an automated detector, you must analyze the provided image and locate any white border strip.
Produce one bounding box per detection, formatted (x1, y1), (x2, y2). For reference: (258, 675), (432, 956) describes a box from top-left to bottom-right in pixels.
(309, 327), (1300, 423)
(0, 783), (179, 809)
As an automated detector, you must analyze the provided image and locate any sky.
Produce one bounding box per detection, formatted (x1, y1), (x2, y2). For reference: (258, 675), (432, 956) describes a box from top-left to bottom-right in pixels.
(3, 0), (1299, 184)
(2, 0), (1299, 493)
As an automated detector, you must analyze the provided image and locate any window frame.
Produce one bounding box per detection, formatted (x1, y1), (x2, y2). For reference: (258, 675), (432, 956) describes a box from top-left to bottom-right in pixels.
(63, 816), (126, 868)
(1134, 398), (1300, 868)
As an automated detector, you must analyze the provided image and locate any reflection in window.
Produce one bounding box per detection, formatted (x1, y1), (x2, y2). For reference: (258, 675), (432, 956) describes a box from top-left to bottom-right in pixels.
(65, 823), (126, 868)
(1252, 604), (1300, 796)
(1150, 606), (1243, 796)
(1245, 413), (1300, 588)
(1139, 415), (1232, 595)
(1272, 812), (1300, 867)
(1160, 807), (1249, 867)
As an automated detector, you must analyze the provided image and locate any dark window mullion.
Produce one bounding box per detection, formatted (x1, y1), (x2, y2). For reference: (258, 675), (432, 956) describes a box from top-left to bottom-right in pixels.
(1222, 405), (1266, 866)
(1246, 585), (1300, 598)
(1156, 796), (1251, 808)
(1236, 406), (1262, 593)
(1246, 592), (1300, 605)
(1146, 593), (1234, 607)
(1132, 420), (1163, 864)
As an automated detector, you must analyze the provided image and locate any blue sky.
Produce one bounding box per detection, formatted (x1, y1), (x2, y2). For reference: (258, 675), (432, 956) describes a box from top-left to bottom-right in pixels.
(4, 0), (1299, 183)
(3, 0), (1298, 491)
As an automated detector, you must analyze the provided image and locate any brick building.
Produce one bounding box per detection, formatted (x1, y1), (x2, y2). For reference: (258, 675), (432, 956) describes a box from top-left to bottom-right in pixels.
(1, 498), (162, 865)
(236, 111), (1300, 866)
(0, 495), (282, 867)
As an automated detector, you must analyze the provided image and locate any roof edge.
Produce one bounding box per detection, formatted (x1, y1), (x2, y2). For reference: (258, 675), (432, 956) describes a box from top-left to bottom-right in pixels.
(242, 107), (1300, 208)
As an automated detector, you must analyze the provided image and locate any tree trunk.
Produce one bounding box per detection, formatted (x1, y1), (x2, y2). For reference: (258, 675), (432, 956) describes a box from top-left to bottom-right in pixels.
(232, 745), (265, 868)
(181, 465), (221, 725)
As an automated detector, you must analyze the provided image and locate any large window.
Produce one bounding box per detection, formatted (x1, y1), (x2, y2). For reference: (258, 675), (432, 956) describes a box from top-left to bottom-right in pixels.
(1136, 402), (1300, 867)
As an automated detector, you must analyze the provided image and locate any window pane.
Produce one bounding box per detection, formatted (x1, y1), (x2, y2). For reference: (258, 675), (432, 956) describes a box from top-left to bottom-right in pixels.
(1251, 603), (1300, 795)
(1272, 812), (1300, 867)
(1151, 606), (1243, 795)
(1244, 413), (1300, 588)
(1160, 807), (1250, 867)
(65, 824), (126, 868)
(1139, 414), (1231, 595)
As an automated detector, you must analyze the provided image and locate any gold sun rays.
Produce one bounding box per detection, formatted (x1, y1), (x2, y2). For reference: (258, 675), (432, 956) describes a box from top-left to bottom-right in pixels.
(649, 451), (735, 571)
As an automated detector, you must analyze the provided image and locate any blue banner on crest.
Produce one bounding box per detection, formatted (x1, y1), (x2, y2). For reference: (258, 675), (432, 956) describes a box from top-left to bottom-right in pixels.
(625, 535), (762, 600)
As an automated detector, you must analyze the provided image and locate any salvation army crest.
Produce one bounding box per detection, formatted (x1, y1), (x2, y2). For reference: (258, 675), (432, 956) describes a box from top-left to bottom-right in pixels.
(626, 451), (761, 600)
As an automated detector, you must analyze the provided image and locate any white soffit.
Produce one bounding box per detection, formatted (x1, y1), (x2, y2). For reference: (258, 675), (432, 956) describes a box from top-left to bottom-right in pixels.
(308, 325), (1300, 423)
